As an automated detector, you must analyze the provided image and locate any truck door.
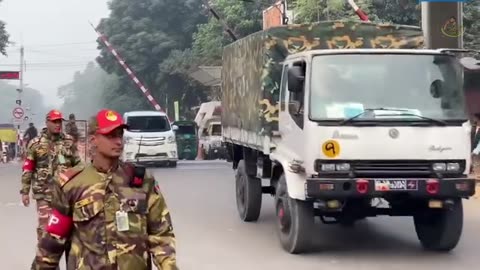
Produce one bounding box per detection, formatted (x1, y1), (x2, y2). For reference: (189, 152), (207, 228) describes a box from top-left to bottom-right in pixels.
(278, 60), (306, 159)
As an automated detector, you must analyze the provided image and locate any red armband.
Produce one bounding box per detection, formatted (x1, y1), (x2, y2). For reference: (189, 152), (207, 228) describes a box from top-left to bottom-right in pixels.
(22, 158), (35, 172)
(46, 209), (73, 238)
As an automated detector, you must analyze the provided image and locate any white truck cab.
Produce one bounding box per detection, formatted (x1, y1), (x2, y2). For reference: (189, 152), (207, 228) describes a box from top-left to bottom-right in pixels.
(122, 110), (178, 167)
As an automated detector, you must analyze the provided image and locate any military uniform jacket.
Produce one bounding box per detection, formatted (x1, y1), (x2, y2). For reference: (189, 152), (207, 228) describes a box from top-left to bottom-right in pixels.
(34, 163), (178, 270)
(65, 122), (79, 141)
(21, 128), (82, 201)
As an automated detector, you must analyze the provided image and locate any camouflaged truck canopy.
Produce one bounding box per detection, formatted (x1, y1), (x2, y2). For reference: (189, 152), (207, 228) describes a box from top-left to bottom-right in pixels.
(221, 20), (424, 142)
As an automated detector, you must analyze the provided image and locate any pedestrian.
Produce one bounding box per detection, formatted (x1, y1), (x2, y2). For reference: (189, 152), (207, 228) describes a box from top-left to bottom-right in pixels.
(24, 122), (38, 146)
(32, 109), (178, 270)
(0, 139), (4, 163)
(20, 109), (82, 266)
(65, 113), (79, 143)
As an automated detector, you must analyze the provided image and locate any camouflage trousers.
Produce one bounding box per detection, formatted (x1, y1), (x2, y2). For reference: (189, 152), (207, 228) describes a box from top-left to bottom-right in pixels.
(34, 200), (63, 270)
(35, 200), (52, 242)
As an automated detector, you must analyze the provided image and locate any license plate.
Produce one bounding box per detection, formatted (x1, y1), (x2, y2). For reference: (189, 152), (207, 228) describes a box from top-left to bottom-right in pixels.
(374, 179), (418, 191)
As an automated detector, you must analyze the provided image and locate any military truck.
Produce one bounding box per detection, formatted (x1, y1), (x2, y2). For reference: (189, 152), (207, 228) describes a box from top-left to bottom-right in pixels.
(221, 20), (476, 254)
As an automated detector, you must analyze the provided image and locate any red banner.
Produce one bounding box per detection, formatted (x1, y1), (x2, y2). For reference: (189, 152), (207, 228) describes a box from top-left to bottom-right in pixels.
(0, 71), (20, 80)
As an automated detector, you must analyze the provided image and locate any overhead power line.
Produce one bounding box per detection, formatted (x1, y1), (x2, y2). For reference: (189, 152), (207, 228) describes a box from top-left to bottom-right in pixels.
(9, 41), (97, 48)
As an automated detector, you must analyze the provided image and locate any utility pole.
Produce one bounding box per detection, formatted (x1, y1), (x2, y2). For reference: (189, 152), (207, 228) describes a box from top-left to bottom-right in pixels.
(18, 45), (24, 130)
(14, 45), (24, 159)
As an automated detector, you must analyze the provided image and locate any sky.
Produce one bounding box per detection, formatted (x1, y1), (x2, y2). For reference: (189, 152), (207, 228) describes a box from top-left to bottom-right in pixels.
(0, 0), (110, 107)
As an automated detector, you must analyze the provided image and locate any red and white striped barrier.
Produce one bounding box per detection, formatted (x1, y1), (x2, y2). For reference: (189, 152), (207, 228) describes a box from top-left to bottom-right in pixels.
(90, 22), (164, 113)
(347, 0), (370, 22)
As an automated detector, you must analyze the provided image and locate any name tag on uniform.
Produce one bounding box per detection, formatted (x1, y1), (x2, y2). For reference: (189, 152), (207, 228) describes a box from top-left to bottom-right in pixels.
(58, 154), (66, 164)
(116, 211), (129, 232)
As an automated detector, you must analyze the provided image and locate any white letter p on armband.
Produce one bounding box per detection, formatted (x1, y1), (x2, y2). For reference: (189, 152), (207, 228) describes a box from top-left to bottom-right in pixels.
(48, 214), (60, 227)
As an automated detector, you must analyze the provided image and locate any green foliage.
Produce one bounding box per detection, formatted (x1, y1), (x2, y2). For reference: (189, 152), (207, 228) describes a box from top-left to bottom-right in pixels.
(292, 0), (420, 24)
(373, 0), (420, 26)
(95, 0), (207, 116)
(0, 0), (10, 56)
(464, 0), (480, 50)
(191, 0), (273, 64)
(57, 62), (107, 119)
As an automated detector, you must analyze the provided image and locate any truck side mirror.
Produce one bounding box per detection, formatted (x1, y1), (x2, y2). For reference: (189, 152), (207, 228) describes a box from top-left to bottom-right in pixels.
(172, 125), (179, 131)
(287, 66), (304, 93)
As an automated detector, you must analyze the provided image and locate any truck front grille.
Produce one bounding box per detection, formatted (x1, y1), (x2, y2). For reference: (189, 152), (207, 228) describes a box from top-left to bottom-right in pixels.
(351, 160), (432, 177)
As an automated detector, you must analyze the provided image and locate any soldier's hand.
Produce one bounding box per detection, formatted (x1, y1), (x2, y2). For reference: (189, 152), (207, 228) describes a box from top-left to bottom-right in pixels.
(21, 194), (30, 207)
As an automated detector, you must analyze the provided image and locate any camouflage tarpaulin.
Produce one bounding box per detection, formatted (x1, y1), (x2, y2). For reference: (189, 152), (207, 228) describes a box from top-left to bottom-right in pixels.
(221, 20), (424, 140)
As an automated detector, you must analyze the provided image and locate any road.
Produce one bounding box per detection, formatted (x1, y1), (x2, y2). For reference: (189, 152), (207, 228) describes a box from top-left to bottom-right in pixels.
(1, 160), (479, 270)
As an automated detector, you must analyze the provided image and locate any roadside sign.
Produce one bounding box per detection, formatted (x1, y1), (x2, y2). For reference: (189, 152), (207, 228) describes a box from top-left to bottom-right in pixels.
(13, 107), (24, 119)
(0, 71), (20, 80)
(13, 119), (23, 125)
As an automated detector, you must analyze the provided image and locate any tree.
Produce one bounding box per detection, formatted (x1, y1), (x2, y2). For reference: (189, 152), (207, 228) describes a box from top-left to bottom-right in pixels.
(292, 0), (419, 25)
(192, 0), (276, 65)
(95, 0), (207, 117)
(292, 0), (359, 23)
(464, 0), (480, 51)
(57, 62), (108, 119)
(0, 0), (10, 55)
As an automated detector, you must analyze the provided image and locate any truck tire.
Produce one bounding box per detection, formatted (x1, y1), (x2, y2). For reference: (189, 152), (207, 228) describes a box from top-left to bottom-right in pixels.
(275, 174), (314, 254)
(413, 199), (463, 252)
(235, 160), (262, 222)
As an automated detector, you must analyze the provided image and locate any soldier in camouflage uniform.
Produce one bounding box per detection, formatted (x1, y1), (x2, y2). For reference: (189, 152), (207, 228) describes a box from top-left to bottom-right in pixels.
(65, 113), (79, 143)
(32, 109), (178, 270)
(21, 109), (82, 244)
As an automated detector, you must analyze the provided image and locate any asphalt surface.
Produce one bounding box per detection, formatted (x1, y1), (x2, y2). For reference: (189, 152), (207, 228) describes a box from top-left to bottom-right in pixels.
(1, 160), (479, 270)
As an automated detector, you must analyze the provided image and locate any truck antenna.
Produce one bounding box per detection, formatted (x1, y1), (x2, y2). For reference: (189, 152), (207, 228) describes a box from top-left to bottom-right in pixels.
(201, 0), (238, 40)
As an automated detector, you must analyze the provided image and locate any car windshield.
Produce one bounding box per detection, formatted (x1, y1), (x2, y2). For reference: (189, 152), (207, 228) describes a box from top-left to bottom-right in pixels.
(126, 115), (170, 132)
(176, 125), (196, 135)
(309, 53), (467, 122)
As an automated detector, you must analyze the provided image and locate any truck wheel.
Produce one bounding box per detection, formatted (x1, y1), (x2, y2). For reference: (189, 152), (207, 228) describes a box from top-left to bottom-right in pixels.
(414, 199), (463, 252)
(235, 160), (262, 222)
(275, 174), (314, 254)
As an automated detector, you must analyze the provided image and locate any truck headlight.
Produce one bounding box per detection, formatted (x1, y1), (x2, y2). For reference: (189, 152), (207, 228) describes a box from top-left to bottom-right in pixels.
(447, 162), (460, 171)
(320, 163), (350, 171)
(432, 162), (460, 172)
(167, 136), (176, 144)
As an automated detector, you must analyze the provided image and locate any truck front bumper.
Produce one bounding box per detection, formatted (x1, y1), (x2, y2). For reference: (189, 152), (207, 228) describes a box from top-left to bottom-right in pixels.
(305, 177), (476, 199)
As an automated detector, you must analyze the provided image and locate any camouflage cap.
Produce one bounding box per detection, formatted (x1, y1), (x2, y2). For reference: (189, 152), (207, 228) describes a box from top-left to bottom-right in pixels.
(46, 110), (63, 121)
(88, 109), (128, 135)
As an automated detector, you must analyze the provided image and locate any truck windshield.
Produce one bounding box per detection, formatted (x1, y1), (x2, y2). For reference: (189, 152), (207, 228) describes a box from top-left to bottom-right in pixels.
(126, 115), (170, 132)
(309, 53), (467, 123)
(176, 125), (196, 135)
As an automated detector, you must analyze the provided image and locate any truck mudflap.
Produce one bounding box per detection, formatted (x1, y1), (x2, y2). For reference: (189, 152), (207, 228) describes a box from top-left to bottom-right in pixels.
(305, 178), (476, 199)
